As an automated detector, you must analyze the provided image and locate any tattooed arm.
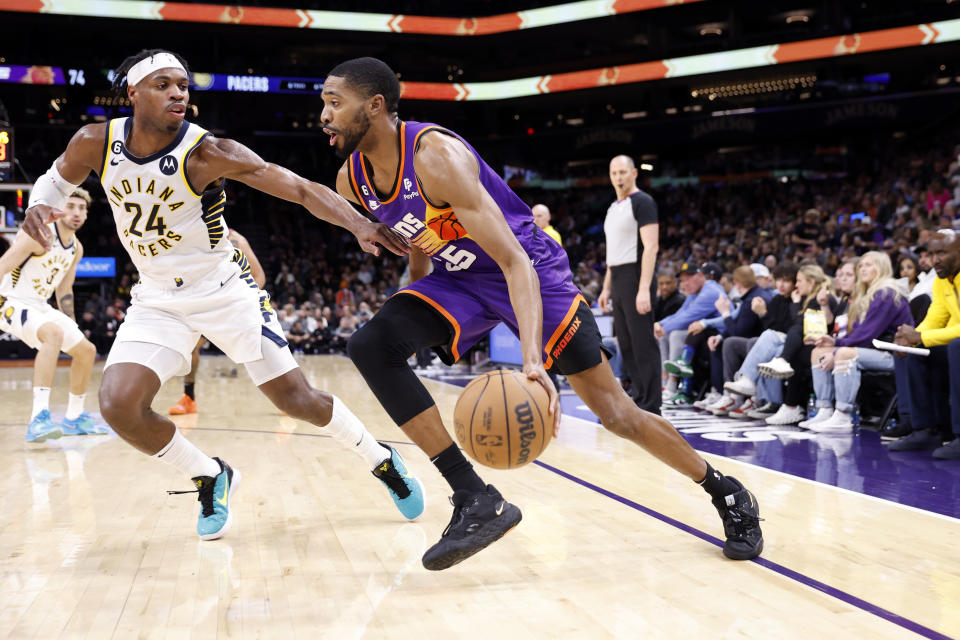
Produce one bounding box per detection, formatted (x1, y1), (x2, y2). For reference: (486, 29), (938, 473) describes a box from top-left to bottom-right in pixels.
(55, 241), (83, 322)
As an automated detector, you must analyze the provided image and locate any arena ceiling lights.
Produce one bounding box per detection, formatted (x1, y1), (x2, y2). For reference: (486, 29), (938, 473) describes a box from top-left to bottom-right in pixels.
(399, 20), (960, 100)
(2, 2), (958, 101)
(0, 0), (702, 35)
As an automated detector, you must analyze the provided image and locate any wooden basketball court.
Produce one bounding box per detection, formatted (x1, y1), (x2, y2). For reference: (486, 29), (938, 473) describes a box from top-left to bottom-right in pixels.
(2, 355), (958, 639)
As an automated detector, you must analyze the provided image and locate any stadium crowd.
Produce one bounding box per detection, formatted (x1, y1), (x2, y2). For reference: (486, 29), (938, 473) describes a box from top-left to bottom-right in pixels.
(3, 127), (959, 457)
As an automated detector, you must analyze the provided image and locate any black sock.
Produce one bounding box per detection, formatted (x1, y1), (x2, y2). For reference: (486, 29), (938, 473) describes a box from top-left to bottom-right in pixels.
(184, 382), (195, 400)
(697, 462), (739, 499)
(432, 444), (486, 493)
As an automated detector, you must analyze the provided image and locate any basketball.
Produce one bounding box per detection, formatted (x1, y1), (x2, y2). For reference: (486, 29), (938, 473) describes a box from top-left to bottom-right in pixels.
(453, 369), (552, 469)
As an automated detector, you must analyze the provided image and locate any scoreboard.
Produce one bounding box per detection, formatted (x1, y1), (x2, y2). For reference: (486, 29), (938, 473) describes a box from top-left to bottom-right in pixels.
(0, 127), (12, 183)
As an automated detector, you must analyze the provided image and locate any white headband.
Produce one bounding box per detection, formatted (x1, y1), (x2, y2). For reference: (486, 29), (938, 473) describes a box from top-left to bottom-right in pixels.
(126, 52), (187, 87)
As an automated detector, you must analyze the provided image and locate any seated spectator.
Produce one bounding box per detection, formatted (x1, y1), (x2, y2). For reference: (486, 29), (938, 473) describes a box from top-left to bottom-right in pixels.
(889, 233), (960, 459)
(654, 261), (724, 406)
(899, 248), (938, 320)
(801, 251), (913, 432)
(707, 263), (797, 418)
(286, 320), (310, 353)
(654, 270), (685, 379)
(698, 265), (770, 415)
(758, 263), (834, 425)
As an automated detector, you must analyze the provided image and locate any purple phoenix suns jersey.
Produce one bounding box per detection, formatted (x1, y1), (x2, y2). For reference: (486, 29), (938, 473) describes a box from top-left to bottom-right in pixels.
(347, 121), (585, 368)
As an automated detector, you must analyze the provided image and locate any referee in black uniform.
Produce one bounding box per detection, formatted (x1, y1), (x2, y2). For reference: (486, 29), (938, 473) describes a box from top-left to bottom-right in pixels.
(598, 155), (661, 414)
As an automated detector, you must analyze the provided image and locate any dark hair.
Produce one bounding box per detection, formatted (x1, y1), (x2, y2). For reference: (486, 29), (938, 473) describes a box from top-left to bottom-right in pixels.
(771, 261), (799, 281)
(111, 49), (190, 97)
(897, 253), (921, 280)
(328, 57), (400, 113)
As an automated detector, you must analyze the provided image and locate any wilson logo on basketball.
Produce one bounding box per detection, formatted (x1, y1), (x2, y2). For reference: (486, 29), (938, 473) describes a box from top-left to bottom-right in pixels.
(514, 401), (537, 465)
(552, 316), (582, 359)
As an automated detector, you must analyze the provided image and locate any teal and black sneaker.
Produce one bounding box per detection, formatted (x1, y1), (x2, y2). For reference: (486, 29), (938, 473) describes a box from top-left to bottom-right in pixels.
(170, 457), (241, 540)
(26, 410), (63, 443)
(663, 392), (694, 409)
(61, 411), (110, 436)
(372, 443), (425, 521)
(663, 358), (694, 378)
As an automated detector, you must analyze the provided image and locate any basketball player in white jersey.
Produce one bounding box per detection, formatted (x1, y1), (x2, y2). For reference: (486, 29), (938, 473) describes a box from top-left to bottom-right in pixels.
(168, 228), (266, 416)
(21, 49), (424, 541)
(0, 187), (107, 442)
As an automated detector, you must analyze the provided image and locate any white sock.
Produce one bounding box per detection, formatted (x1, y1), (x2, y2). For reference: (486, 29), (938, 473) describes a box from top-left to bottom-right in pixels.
(65, 393), (86, 420)
(326, 395), (391, 469)
(32, 387), (51, 420)
(154, 430), (222, 478)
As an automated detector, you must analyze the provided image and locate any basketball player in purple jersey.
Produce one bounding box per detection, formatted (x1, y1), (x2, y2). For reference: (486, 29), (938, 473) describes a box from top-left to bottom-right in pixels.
(321, 58), (764, 570)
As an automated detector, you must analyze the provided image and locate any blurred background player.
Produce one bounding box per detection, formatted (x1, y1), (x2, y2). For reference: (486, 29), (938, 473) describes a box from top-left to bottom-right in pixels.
(169, 228), (266, 415)
(0, 187), (106, 441)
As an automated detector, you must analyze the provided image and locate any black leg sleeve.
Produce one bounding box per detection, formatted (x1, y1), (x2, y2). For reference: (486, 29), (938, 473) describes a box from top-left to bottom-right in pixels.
(347, 294), (454, 426)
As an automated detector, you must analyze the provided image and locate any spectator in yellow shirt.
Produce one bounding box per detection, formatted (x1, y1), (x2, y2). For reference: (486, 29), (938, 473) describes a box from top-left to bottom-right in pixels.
(532, 204), (562, 245)
(889, 232), (960, 459)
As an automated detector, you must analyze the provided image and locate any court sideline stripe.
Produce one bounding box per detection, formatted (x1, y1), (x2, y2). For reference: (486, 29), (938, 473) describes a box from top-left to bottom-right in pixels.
(532, 458), (952, 640)
(182, 424), (949, 639)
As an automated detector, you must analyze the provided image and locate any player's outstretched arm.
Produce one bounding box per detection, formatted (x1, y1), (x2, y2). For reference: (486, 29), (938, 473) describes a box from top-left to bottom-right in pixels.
(192, 137), (409, 257)
(0, 232), (44, 282)
(23, 124), (105, 250)
(415, 133), (560, 429)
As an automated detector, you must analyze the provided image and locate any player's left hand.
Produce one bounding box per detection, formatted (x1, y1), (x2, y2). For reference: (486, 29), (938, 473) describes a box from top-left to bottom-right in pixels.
(355, 221), (410, 257)
(22, 205), (65, 251)
(635, 289), (651, 315)
(525, 363), (561, 437)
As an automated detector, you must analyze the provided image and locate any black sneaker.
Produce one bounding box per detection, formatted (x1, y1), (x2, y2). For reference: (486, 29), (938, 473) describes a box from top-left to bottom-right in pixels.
(422, 484), (521, 571)
(880, 420), (912, 440)
(712, 476), (764, 560)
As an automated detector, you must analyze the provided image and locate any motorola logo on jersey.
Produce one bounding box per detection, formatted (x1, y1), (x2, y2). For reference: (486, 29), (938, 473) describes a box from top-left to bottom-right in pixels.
(159, 155), (179, 176)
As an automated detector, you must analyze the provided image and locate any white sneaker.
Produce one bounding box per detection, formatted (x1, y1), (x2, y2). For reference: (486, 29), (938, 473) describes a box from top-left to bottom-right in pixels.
(723, 376), (756, 397)
(765, 404), (805, 425)
(808, 410), (854, 433)
(727, 397), (757, 419)
(758, 357), (794, 379)
(709, 394), (742, 416)
(798, 408), (834, 428)
(694, 390), (721, 410)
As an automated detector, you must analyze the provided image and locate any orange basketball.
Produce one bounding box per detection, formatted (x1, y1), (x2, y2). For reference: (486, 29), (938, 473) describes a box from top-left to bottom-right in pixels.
(453, 369), (552, 469)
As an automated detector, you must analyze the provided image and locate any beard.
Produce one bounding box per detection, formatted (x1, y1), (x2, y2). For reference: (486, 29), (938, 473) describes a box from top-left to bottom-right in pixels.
(334, 110), (371, 160)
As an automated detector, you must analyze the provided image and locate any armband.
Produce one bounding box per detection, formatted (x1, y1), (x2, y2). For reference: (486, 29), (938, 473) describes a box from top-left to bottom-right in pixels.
(27, 164), (81, 211)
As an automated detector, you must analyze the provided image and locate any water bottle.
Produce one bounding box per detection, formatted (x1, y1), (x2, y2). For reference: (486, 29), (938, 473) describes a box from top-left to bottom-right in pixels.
(806, 394), (817, 420)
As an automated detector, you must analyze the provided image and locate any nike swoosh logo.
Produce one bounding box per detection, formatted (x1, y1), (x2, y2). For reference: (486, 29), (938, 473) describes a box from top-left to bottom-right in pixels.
(495, 501), (505, 516)
(110, 158), (124, 166)
(216, 476), (229, 506)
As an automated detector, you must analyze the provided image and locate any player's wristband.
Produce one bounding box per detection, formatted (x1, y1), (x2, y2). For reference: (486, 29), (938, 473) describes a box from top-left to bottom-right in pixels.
(27, 164), (81, 211)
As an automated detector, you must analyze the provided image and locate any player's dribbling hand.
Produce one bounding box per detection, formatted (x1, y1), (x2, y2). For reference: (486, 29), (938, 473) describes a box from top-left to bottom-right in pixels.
(525, 364), (561, 437)
(355, 221), (410, 257)
(22, 205), (64, 251)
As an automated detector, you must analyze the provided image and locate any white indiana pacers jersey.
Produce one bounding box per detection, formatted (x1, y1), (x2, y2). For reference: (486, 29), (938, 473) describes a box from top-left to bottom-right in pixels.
(99, 117), (231, 288)
(0, 223), (77, 303)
